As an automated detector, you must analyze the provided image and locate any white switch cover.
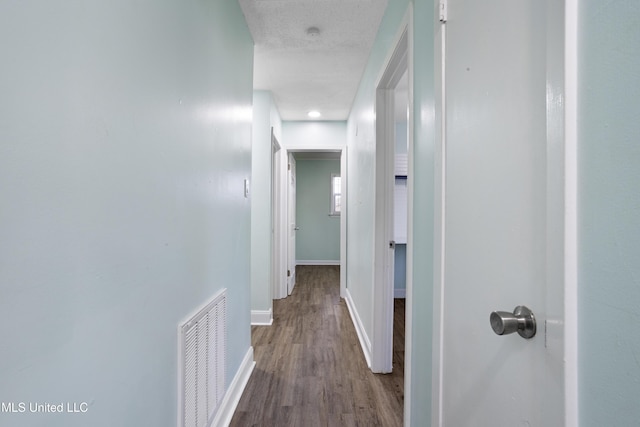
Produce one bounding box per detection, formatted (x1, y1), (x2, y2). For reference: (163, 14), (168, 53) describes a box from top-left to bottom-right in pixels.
(244, 179), (250, 198)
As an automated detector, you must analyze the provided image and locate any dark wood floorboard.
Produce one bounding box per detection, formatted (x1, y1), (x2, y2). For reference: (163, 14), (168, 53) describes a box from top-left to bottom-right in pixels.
(230, 265), (404, 427)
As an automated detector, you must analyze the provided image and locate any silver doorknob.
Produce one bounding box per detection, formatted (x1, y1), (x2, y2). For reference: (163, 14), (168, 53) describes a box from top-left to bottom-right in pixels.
(490, 305), (536, 339)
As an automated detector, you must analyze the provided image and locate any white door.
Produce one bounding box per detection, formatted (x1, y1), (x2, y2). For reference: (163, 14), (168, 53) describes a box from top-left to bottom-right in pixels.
(287, 152), (297, 295)
(437, 0), (565, 425)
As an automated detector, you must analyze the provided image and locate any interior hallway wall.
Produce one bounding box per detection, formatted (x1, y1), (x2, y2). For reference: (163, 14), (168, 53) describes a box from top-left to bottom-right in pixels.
(346, 1), (436, 425)
(0, 1), (254, 426)
(578, 1), (640, 424)
(346, 0), (410, 363)
(282, 121), (347, 151)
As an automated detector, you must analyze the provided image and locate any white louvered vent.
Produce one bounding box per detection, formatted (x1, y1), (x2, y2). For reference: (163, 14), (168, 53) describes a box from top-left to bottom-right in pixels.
(179, 289), (227, 427)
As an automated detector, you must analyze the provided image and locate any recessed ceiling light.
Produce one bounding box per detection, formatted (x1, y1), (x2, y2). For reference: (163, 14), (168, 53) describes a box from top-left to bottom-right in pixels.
(308, 110), (321, 118)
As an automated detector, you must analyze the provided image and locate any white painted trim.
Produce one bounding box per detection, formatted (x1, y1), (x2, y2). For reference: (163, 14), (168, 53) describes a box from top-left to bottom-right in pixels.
(403, 4), (414, 425)
(251, 309), (273, 326)
(432, 10), (447, 427)
(340, 148), (347, 299)
(275, 147), (289, 300)
(296, 260), (340, 266)
(372, 11), (410, 375)
(271, 129), (284, 302)
(273, 149), (348, 299)
(280, 147), (347, 301)
(345, 288), (372, 368)
(211, 347), (255, 427)
(564, 0), (579, 424)
(287, 152), (297, 295)
(394, 289), (406, 299)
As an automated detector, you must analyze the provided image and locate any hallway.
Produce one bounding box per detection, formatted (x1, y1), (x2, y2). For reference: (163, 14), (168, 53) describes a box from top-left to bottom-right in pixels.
(231, 265), (404, 426)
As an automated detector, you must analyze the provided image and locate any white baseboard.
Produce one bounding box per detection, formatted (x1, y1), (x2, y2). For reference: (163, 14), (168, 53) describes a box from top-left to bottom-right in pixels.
(394, 289), (406, 299)
(212, 347), (255, 427)
(345, 289), (372, 368)
(251, 309), (273, 325)
(296, 260), (340, 266)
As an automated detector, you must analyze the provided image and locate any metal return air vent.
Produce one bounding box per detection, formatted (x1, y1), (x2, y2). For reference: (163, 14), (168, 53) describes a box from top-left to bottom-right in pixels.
(178, 289), (227, 427)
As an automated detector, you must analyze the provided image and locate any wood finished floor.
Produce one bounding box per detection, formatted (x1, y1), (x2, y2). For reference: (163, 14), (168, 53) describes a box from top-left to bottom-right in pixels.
(230, 265), (404, 427)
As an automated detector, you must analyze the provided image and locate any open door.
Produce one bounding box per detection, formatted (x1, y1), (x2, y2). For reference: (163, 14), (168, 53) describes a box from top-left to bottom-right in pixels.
(287, 152), (297, 295)
(433, 0), (572, 425)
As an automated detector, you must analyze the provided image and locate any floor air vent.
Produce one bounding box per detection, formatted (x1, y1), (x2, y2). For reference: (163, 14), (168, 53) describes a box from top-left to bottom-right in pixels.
(179, 289), (227, 427)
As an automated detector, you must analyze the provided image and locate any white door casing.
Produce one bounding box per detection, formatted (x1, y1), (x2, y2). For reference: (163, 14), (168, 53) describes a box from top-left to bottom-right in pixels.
(340, 148), (347, 299)
(433, 0), (575, 425)
(271, 129), (283, 302)
(276, 148), (346, 302)
(287, 152), (297, 295)
(372, 12), (410, 374)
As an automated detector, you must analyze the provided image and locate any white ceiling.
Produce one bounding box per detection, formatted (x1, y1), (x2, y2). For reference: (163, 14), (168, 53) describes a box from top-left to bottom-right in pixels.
(239, 0), (389, 121)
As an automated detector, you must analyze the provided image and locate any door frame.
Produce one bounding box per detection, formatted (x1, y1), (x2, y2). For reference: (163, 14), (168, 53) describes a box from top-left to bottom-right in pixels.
(271, 128), (285, 301)
(273, 140), (289, 300)
(372, 8), (412, 378)
(287, 152), (297, 295)
(276, 147), (347, 299)
(430, 0), (578, 425)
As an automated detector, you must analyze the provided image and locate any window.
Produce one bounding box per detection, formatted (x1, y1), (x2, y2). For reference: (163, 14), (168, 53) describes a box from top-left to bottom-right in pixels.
(330, 174), (341, 216)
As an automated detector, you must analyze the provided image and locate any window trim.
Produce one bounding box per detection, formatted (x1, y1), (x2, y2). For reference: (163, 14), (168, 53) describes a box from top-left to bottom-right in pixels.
(330, 173), (341, 216)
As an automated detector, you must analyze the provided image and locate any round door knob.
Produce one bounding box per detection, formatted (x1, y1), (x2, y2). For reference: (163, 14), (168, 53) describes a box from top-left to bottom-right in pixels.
(490, 305), (536, 339)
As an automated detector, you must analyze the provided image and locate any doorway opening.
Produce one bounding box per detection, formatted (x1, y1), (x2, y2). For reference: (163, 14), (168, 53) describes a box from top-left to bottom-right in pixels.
(372, 18), (411, 380)
(273, 148), (346, 302)
(271, 128), (284, 305)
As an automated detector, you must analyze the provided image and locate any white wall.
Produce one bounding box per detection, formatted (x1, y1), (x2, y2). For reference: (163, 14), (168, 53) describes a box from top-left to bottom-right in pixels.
(282, 121), (347, 151)
(0, 1), (254, 425)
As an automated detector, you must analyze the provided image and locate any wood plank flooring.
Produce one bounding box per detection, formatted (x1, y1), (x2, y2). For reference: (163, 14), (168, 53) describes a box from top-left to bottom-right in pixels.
(230, 265), (404, 427)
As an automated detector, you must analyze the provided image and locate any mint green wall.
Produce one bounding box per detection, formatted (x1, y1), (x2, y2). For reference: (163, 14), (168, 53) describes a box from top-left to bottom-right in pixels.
(409, 1), (436, 424)
(295, 159), (341, 262)
(578, 1), (640, 424)
(346, 2), (434, 425)
(346, 0), (410, 359)
(251, 91), (282, 314)
(0, 1), (253, 426)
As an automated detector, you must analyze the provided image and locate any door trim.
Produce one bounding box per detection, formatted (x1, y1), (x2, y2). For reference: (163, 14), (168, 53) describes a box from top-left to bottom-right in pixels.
(372, 7), (412, 377)
(279, 148), (346, 299)
(432, 9), (447, 426)
(271, 128), (285, 301)
(287, 152), (296, 295)
(273, 133), (289, 300)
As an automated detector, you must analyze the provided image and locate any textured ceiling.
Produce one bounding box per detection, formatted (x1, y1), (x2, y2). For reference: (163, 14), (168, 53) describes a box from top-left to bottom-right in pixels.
(239, 0), (389, 121)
